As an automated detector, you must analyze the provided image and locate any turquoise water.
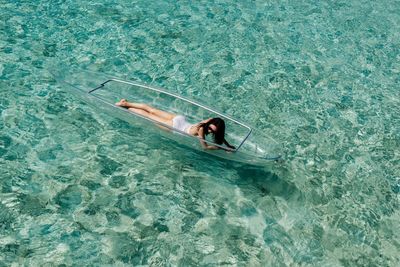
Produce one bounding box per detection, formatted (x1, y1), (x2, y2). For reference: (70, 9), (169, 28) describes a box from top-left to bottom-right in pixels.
(1, 0), (399, 265)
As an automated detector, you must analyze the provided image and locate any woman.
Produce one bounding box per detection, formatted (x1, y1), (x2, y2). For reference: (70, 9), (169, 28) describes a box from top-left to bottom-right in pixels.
(115, 99), (236, 151)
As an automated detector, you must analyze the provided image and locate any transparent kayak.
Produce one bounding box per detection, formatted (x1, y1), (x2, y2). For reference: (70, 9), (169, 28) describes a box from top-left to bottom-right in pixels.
(51, 68), (282, 166)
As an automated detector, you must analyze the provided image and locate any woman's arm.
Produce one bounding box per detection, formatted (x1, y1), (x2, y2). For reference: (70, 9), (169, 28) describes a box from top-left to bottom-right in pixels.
(199, 118), (212, 124)
(198, 127), (219, 150)
(198, 128), (234, 151)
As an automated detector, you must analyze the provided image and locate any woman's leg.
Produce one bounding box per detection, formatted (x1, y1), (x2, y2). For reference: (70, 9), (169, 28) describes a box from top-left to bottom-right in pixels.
(116, 99), (174, 126)
(116, 99), (175, 120)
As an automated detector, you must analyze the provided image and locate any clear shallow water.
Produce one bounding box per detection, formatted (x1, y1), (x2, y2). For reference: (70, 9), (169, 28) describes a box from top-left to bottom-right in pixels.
(0, 0), (399, 266)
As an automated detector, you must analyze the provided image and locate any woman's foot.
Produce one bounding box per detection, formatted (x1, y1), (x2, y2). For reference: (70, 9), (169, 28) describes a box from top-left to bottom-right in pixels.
(115, 99), (128, 107)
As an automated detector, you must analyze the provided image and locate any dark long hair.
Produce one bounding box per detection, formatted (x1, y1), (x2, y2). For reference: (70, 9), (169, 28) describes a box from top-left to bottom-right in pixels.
(200, 118), (236, 149)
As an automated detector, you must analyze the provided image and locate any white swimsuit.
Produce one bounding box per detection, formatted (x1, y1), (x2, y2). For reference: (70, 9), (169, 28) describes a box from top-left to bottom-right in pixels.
(172, 115), (193, 133)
